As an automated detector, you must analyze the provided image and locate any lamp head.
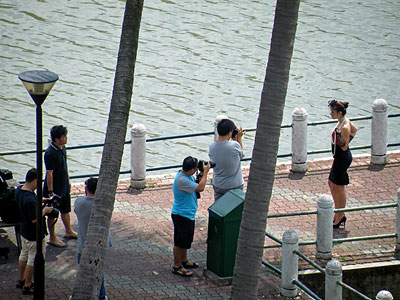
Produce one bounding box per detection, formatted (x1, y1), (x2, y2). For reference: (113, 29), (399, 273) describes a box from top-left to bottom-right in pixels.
(18, 70), (58, 105)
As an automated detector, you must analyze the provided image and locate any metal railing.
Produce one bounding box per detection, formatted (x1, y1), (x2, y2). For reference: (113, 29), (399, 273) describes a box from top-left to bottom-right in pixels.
(0, 113), (399, 180)
(262, 191), (399, 299)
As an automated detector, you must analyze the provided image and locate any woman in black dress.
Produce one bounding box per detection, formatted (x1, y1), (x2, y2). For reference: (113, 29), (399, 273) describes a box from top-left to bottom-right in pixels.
(328, 100), (357, 228)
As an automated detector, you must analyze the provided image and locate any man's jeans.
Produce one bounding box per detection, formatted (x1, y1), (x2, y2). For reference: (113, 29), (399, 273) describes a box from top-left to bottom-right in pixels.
(77, 253), (106, 300)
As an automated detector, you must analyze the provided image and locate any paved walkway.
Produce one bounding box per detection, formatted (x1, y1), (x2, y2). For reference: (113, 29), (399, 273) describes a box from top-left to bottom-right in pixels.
(1, 152), (399, 299)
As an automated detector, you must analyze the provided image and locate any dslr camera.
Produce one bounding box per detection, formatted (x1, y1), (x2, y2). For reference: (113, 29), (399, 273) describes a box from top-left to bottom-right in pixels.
(195, 160), (216, 199)
(43, 194), (61, 219)
(197, 160), (216, 172)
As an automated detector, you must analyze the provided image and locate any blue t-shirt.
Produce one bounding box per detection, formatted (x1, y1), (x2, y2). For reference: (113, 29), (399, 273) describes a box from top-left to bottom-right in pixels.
(171, 171), (198, 220)
(74, 196), (111, 255)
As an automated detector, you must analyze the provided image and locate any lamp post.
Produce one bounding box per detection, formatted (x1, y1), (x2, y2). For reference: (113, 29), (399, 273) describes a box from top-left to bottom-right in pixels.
(18, 70), (58, 300)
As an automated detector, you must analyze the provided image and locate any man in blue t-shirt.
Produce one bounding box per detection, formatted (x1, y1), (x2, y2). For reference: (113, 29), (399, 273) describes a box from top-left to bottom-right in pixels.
(73, 177), (110, 300)
(171, 156), (210, 277)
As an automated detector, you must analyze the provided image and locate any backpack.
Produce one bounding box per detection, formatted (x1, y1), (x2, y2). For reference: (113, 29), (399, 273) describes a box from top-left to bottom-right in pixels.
(0, 169), (21, 224)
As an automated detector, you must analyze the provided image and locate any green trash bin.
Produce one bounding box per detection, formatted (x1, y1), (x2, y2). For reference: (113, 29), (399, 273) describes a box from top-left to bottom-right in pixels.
(206, 189), (245, 278)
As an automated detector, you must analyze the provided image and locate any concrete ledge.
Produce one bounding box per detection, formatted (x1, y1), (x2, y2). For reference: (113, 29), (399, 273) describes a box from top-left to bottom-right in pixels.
(203, 268), (232, 286)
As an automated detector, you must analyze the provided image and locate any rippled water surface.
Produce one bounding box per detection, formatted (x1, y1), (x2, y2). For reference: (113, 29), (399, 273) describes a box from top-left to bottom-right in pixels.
(1, 0), (399, 180)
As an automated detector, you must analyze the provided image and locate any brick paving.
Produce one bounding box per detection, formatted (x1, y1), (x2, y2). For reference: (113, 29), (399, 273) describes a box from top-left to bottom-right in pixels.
(1, 152), (399, 300)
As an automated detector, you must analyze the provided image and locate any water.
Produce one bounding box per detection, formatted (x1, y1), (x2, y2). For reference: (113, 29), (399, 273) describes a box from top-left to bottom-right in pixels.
(1, 0), (399, 181)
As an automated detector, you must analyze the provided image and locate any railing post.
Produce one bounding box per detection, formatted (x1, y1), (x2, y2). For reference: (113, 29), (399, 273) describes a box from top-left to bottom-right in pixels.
(325, 259), (342, 300)
(281, 229), (298, 297)
(291, 107), (308, 173)
(376, 290), (394, 300)
(316, 194), (333, 259)
(371, 99), (388, 165)
(396, 187), (400, 254)
(214, 115), (228, 142)
(131, 124), (146, 189)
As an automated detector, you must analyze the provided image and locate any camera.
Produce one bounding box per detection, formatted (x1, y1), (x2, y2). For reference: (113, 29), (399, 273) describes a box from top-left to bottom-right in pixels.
(197, 160), (216, 172)
(43, 194), (61, 219)
(195, 160), (215, 199)
(232, 127), (239, 139)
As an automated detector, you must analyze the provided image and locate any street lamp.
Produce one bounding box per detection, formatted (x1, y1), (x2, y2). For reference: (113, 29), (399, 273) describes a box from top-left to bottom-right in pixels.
(18, 70), (58, 300)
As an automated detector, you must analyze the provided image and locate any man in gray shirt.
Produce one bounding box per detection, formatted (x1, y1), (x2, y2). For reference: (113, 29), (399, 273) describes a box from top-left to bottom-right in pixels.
(209, 119), (245, 201)
(73, 178), (110, 300)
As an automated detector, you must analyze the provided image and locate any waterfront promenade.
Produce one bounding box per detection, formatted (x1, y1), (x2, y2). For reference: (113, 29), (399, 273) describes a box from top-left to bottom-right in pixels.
(0, 152), (399, 299)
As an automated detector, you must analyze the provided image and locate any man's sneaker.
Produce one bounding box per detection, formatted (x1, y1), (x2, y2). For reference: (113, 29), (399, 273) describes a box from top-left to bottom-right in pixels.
(16, 279), (25, 289)
(22, 283), (34, 295)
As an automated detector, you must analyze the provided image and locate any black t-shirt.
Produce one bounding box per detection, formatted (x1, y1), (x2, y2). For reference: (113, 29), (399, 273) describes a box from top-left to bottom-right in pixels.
(43, 143), (70, 197)
(15, 187), (45, 241)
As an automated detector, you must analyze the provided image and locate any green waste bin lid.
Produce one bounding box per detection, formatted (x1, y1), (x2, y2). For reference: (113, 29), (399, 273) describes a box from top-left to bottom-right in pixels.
(208, 189), (245, 217)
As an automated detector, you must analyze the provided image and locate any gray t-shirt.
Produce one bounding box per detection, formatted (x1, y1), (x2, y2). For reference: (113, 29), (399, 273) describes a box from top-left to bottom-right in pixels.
(209, 140), (244, 189)
(74, 196), (111, 255)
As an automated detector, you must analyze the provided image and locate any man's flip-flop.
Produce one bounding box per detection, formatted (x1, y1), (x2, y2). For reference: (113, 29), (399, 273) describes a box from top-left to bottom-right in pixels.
(172, 266), (193, 277)
(47, 240), (66, 248)
(63, 232), (78, 239)
(182, 260), (199, 268)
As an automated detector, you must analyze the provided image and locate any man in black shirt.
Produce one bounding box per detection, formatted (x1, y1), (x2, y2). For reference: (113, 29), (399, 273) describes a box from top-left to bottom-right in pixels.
(15, 168), (53, 295)
(44, 125), (77, 247)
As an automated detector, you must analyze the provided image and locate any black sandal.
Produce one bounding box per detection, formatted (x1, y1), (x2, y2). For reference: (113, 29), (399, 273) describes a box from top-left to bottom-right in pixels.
(182, 260), (199, 268)
(172, 266), (193, 277)
(22, 282), (34, 295)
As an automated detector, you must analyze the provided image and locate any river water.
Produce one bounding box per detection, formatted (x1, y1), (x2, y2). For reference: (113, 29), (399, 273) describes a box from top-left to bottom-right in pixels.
(0, 0), (399, 181)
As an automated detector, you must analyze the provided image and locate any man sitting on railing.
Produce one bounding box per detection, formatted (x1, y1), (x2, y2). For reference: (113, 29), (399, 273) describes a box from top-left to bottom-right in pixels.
(209, 118), (245, 201)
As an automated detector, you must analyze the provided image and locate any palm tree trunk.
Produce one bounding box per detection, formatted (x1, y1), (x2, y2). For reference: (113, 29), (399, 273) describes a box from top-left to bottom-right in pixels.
(231, 1), (300, 299)
(72, 0), (144, 299)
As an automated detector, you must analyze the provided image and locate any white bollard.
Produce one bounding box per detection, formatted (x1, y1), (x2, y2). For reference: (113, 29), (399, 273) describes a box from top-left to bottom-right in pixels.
(131, 124), (146, 189)
(376, 290), (394, 300)
(396, 188), (400, 252)
(281, 229), (299, 297)
(371, 99), (388, 165)
(325, 259), (342, 300)
(291, 107), (308, 173)
(316, 194), (333, 259)
(214, 115), (228, 141)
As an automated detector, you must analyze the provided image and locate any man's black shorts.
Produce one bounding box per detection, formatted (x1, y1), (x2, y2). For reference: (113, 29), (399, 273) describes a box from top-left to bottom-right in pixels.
(171, 214), (195, 249)
(58, 194), (71, 214)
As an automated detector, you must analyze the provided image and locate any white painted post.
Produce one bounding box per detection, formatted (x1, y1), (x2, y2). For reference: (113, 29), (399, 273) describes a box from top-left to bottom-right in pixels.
(281, 229), (299, 297)
(131, 124), (146, 189)
(396, 187), (400, 252)
(214, 115), (228, 141)
(325, 260), (342, 300)
(316, 194), (333, 259)
(292, 107), (308, 173)
(376, 290), (394, 300)
(371, 99), (388, 165)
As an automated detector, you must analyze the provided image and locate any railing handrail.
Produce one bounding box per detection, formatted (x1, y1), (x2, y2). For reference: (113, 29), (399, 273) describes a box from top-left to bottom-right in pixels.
(267, 202), (397, 218)
(1, 113), (399, 157)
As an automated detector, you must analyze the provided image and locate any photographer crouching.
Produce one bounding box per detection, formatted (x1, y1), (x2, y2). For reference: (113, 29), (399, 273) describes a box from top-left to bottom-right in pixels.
(15, 168), (58, 295)
(171, 156), (211, 277)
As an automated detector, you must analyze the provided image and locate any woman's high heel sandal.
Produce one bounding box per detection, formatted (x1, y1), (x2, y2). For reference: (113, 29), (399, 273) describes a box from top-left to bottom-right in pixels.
(333, 215), (346, 229)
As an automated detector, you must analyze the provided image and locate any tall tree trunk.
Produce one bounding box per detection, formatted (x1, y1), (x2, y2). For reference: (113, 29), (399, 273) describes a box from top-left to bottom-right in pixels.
(72, 0), (144, 299)
(231, 1), (300, 299)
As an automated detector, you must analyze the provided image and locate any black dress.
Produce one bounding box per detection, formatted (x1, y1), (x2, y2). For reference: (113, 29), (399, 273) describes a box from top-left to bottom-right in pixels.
(329, 143), (352, 185)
